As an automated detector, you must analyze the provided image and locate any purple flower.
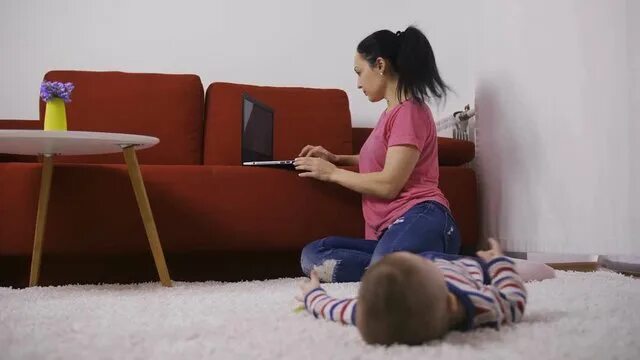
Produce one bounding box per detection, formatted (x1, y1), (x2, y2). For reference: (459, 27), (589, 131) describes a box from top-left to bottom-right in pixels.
(40, 81), (75, 103)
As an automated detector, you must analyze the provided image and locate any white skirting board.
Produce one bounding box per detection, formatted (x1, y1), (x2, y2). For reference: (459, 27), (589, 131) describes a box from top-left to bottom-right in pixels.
(525, 253), (598, 263)
(597, 255), (640, 274)
(503, 253), (640, 275)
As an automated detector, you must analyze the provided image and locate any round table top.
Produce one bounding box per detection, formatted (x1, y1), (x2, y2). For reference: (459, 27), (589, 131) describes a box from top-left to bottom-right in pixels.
(0, 130), (159, 156)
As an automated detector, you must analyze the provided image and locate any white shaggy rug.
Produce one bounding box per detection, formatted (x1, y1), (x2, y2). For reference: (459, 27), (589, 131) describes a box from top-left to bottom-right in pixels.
(1, 271), (639, 360)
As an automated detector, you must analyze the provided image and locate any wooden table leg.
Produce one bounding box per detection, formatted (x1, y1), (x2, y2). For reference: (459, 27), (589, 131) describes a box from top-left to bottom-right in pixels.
(123, 146), (172, 287)
(29, 155), (54, 286)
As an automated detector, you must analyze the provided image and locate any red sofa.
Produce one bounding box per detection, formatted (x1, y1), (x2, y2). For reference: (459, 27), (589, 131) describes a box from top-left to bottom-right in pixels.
(0, 70), (477, 287)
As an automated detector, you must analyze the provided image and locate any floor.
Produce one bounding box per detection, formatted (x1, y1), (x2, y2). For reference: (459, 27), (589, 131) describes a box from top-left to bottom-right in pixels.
(1, 270), (639, 359)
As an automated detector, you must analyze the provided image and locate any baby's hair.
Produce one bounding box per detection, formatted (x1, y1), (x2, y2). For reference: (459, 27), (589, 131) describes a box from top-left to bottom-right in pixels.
(356, 253), (450, 345)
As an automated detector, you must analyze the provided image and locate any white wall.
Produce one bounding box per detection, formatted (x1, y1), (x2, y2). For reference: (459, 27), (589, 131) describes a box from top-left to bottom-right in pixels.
(474, 0), (637, 255)
(3, 0), (637, 256)
(629, 0), (640, 246)
(0, 0), (476, 126)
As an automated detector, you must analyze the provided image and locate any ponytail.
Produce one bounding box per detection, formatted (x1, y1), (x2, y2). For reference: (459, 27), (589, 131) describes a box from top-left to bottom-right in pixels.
(356, 25), (450, 104)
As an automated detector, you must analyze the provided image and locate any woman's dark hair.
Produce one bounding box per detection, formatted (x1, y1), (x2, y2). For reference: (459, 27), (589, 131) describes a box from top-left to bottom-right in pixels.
(357, 26), (450, 104)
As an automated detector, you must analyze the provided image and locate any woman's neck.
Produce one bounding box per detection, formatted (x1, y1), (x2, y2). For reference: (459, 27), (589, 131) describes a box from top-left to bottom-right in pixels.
(384, 77), (410, 113)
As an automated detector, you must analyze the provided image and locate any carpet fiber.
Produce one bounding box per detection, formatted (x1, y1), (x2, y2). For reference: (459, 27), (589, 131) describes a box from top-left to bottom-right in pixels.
(1, 270), (639, 359)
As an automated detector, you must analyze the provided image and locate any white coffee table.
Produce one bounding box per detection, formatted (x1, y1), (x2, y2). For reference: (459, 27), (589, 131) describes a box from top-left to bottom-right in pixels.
(0, 130), (172, 287)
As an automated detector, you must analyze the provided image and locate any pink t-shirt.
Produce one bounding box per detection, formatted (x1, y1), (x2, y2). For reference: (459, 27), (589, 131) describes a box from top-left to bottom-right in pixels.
(359, 100), (449, 240)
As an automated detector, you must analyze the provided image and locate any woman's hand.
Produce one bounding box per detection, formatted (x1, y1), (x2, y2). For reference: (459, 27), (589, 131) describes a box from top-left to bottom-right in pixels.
(295, 270), (321, 302)
(476, 238), (504, 261)
(298, 145), (339, 164)
(294, 157), (338, 181)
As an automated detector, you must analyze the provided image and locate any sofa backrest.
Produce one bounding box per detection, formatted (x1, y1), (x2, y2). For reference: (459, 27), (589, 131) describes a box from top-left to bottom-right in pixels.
(203, 82), (353, 165)
(41, 70), (205, 165)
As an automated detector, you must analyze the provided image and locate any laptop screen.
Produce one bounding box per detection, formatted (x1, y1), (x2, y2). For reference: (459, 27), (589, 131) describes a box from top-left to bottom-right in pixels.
(242, 94), (274, 162)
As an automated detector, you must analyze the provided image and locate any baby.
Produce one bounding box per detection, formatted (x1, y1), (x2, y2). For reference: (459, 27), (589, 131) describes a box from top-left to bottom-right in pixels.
(296, 239), (550, 345)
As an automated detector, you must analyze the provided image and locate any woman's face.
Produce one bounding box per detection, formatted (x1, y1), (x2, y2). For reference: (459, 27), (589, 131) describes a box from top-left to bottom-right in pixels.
(354, 52), (386, 103)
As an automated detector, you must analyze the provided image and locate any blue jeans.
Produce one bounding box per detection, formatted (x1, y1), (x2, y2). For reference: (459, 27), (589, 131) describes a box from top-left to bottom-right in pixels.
(300, 200), (461, 282)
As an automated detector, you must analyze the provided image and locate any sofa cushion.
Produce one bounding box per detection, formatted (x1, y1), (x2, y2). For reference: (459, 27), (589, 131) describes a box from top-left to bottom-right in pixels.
(438, 166), (478, 253)
(41, 71), (205, 165)
(204, 82), (353, 165)
(0, 162), (478, 256)
(0, 120), (41, 163)
(437, 137), (476, 166)
(0, 163), (363, 255)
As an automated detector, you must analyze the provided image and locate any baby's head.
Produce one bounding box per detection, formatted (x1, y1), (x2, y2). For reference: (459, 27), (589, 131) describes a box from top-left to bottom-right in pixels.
(356, 252), (452, 345)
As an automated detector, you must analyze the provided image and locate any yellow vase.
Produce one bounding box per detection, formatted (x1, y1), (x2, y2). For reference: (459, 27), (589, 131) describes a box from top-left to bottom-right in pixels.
(44, 98), (68, 131)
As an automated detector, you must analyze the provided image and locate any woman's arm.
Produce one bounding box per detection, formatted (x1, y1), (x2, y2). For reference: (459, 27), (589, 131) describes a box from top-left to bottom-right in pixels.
(295, 145), (419, 199)
(335, 154), (359, 167)
(476, 239), (527, 326)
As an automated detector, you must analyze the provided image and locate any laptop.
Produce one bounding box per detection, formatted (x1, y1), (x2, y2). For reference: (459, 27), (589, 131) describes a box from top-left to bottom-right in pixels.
(241, 93), (296, 169)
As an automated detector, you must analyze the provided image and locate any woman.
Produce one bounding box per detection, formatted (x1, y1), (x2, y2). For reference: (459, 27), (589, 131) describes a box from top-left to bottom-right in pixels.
(294, 26), (461, 282)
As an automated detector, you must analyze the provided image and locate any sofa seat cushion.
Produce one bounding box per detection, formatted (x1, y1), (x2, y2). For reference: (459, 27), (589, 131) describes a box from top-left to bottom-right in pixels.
(0, 162), (478, 256)
(0, 163), (362, 255)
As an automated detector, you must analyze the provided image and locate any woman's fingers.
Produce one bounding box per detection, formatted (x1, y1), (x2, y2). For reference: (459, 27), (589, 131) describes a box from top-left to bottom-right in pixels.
(299, 145), (323, 157)
(300, 146), (331, 160)
(308, 147), (327, 158)
(298, 145), (313, 157)
(294, 158), (316, 171)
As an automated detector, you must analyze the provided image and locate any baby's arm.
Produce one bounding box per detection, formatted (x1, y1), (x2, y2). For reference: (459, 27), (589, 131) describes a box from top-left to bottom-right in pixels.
(476, 239), (528, 326)
(483, 257), (527, 324)
(295, 270), (357, 325)
(304, 288), (357, 325)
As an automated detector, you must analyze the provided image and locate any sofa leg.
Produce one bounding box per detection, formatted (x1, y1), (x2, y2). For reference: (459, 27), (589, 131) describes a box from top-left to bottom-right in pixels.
(29, 155), (54, 287)
(123, 146), (172, 287)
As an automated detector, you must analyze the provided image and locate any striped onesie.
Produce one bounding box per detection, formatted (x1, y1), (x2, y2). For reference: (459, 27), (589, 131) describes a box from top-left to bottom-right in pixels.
(303, 253), (527, 331)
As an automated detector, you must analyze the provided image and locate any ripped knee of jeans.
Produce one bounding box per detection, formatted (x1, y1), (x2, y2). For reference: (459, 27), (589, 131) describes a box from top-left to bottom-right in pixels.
(312, 259), (338, 283)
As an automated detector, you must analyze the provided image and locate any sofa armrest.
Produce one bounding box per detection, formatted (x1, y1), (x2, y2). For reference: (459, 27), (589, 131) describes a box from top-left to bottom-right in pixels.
(439, 166), (479, 254)
(352, 127), (475, 166)
(437, 137), (475, 166)
(0, 120), (41, 163)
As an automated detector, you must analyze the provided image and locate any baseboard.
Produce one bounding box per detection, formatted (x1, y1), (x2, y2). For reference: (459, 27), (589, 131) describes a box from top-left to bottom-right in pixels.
(547, 262), (599, 272)
(0, 251), (304, 288)
(527, 253), (598, 263)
